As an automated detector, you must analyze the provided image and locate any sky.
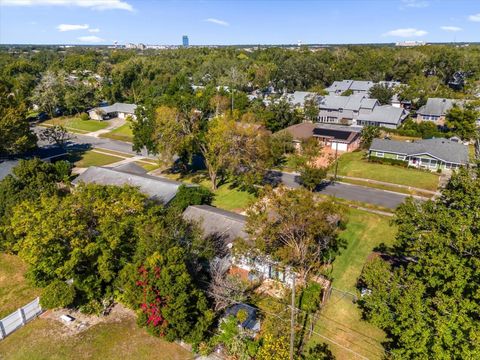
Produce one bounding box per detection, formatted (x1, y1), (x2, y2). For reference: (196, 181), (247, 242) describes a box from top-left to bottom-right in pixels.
(0, 0), (479, 45)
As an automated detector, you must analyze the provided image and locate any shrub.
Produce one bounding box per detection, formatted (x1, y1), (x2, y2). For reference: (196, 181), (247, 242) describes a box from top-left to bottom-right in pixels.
(299, 166), (327, 190)
(40, 280), (76, 309)
(368, 156), (408, 167)
(79, 113), (90, 121)
(168, 184), (213, 212)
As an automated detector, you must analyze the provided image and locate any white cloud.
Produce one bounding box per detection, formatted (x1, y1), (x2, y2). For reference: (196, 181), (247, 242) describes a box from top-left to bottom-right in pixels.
(205, 18), (229, 26)
(468, 13), (480, 22)
(383, 28), (427, 37)
(401, 0), (429, 8)
(440, 26), (462, 32)
(88, 28), (100, 33)
(57, 23), (89, 32)
(0, 0), (133, 11)
(77, 35), (104, 43)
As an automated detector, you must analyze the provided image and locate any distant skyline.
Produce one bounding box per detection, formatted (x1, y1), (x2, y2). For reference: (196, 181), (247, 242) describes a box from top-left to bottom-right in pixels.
(0, 0), (479, 45)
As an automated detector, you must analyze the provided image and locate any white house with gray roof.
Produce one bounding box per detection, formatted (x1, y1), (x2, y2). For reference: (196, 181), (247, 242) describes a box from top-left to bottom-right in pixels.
(369, 138), (469, 171)
(88, 102), (137, 120)
(317, 94), (407, 128)
(325, 80), (375, 95)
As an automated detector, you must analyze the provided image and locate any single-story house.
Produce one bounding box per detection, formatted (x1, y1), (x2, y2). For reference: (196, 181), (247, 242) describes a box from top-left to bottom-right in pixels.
(182, 205), (295, 285)
(416, 98), (456, 124)
(282, 123), (361, 152)
(88, 103), (137, 120)
(72, 166), (185, 204)
(369, 138), (469, 171)
(356, 105), (408, 129)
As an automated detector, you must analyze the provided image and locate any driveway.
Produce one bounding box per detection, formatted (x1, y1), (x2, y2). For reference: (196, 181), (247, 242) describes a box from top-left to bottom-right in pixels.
(86, 117), (126, 138)
(265, 170), (409, 209)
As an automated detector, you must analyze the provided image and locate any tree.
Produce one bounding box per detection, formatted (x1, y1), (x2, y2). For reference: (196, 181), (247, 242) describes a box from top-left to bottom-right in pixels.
(304, 95), (319, 121)
(360, 125), (380, 149)
(0, 82), (37, 156)
(299, 166), (327, 191)
(213, 315), (259, 359)
(246, 187), (343, 282)
(359, 169), (480, 358)
(445, 105), (479, 140)
(301, 343), (335, 360)
(9, 184), (149, 310)
(39, 125), (72, 148)
(266, 99), (302, 132)
(168, 184), (213, 213)
(31, 70), (65, 118)
(368, 84), (395, 105)
(133, 249), (214, 343)
(256, 333), (290, 360)
(40, 280), (76, 309)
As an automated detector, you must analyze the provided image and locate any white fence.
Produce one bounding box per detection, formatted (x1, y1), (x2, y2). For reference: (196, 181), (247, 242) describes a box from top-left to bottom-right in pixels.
(0, 297), (43, 340)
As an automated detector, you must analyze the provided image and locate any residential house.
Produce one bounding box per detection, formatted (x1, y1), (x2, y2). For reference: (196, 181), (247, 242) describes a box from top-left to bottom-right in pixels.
(282, 123), (361, 152)
(88, 103), (137, 120)
(325, 80), (375, 95)
(285, 91), (318, 108)
(318, 94), (407, 128)
(416, 98), (455, 124)
(224, 303), (261, 333)
(72, 166), (185, 204)
(369, 138), (469, 171)
(182, 205), (295, 285)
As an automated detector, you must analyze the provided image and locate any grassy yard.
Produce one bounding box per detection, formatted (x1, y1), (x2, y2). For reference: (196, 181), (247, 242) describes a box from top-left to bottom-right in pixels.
(306, 208), (397, 359)
(334, 151), (439, 191)
(68, 150), (124, 168)
(99, 123), (134, 142)
(0, 314), (192, 360)
(43, 117), (108, 133)
(0, 254), (40, 319)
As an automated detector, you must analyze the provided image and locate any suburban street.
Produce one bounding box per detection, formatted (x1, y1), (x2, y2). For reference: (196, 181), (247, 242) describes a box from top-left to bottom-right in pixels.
(266, 170), (409, 209)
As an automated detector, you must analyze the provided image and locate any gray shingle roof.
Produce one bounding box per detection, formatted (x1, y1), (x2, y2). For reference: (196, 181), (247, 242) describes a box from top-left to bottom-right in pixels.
(0, 160), (19, 181)
(319, 94), (378, 111)
(287, 91), (317, 107)
(182, 205), (247, 245)
(417, 98), (455, 117)
(92, 102), (137, 115)
(358, 105), (407, 126)
(325, 80), (353, 93)
(72, 166), (183, 204)
(370, 138), (469, 165)
(350, 80), (375, 92)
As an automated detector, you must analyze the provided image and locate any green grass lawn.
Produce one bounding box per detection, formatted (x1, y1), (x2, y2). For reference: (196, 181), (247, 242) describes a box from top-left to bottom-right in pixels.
(0, 314), (192, 360)
(43, 117), (108, 133)
(0, 254), (40, 319)
(307, 208), (397, 359)
(334, 151), (439, 191)
(99, 123), (134, 142)
(69, 150), (124, 168)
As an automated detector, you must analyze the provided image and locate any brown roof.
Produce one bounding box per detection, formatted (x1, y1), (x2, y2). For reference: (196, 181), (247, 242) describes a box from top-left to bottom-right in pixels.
(281, 122), (316, 141)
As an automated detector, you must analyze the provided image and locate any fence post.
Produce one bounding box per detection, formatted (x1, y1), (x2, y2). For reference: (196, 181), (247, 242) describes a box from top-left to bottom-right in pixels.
(18, 308), (27, 325)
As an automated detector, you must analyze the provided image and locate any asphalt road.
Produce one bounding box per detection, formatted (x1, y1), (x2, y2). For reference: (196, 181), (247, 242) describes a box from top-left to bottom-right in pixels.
(33, 126), (408, 210)
(266, 170), (408, 210)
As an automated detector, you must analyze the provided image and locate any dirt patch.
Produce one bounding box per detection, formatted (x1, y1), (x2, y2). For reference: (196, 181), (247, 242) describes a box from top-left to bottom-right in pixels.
(41, 303), (135, 337)
(313, 147), (337, 168)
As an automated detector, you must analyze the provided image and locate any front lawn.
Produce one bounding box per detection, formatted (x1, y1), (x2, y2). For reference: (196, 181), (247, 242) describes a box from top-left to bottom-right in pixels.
(99, 123), (134, 142)
(334, 151), (439, 191)
(68, 150), (124, 168)
(43, 117), (108, 133)
(306, 208), (397, 359)
(0, 254), (40, 319)
(0, 313), (192, 360)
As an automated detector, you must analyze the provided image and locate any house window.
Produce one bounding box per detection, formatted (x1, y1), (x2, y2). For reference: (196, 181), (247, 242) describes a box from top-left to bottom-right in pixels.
(376, 152), (384, 158)
(397, 155), (406, 160)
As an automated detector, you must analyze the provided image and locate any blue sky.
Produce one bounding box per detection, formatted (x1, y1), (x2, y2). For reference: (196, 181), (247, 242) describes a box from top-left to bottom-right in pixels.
(0, 0), (479, 45)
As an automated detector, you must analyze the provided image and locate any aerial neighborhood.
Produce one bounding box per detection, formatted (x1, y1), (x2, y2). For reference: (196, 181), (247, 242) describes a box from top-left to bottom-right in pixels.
(1, 1), (480, 360)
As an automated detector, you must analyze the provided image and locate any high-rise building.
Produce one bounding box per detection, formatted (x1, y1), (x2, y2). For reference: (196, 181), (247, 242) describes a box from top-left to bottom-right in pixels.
(182, 35), (189, 47)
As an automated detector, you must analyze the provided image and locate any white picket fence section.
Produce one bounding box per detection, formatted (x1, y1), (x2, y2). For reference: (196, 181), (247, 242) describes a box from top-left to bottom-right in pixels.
(0, 297), (43, 340)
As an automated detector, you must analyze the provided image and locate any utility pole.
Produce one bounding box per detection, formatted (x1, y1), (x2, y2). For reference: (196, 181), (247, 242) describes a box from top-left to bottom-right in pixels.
(289, 274), (296, 360)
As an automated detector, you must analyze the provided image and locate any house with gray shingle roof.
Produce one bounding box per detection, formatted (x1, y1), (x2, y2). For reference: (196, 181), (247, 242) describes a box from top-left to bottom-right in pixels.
(72, 166), (185, 204)
(369, 138), (469, 171)
(325, 80), (375, 95)
(88, 102), (137, 120)
(416, 98), (456, 124)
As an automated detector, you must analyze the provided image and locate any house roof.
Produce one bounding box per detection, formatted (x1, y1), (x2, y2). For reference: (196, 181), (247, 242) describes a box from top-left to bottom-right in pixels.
(0, 160), (19, 181)
(318, 94), (377, 112)
(325, 80), (353, 93)
(287, 91), (317, 107)
(90, 102), (137, 115)
(417, 98), (455, 116)
(281, 123), (361, 143)
(71, 166), (183, 203)
(350, 80), (375, 92)
(112, 162), (148, 176)
(370, 138), (469, 165)
(313, 127), (360, 143)
(182, 205), (247, 245)
(224, 303), (260, 331)
(281, 122), (317, 141)
(358, 105), (407, 125)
